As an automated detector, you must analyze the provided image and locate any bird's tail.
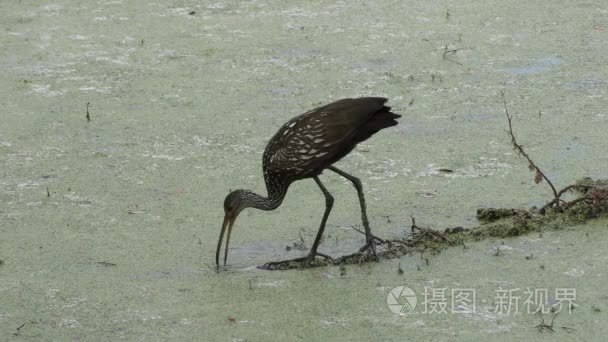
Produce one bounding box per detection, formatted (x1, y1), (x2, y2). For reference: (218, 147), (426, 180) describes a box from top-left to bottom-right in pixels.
(380, 105), (402, 121)
(354, 106), (401, 142)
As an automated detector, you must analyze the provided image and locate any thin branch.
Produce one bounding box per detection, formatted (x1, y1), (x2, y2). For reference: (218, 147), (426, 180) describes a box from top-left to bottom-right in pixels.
(350, 225), (384, 243)
(562, 196), (592, 210)
(410, 215), (419, 232)
(501, 91), (560, 206)
(442, 45), (463, 65)
(540, 184), (594, 212)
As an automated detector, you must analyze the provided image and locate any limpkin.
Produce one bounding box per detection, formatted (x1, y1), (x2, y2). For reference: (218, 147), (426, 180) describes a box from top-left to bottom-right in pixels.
(217, 97), (401, 268)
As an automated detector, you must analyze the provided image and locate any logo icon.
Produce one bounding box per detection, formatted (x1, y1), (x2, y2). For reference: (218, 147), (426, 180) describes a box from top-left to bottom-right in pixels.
(387, 286), (417, 315)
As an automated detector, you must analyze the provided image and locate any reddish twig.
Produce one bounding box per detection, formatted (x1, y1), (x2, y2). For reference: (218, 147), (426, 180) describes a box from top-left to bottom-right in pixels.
(501, 91), (560, 208)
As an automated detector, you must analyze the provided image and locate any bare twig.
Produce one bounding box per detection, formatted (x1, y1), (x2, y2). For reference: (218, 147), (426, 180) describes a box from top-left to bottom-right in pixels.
(539, 184), (594, 212)
(350, 225), (384, 243)
(501, 91), (559, 207)
(351, 225), (366, 236)
(442, 45), (463, 65)
(562, 196), (592, 210)
(293, 228), (306, 250)
(536, 311), (558, 333)
(410, 216), (418, 232)
(14, 323), (26, 336)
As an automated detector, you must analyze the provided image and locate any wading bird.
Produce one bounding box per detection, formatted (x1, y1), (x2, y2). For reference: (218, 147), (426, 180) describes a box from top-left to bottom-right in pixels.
(216, 97), (401, 269)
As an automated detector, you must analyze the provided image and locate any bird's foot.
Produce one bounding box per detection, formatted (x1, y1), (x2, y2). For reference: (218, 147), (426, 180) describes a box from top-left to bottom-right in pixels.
(364, 234), (385, 248)
(359, 239), (378, 256)
(359, 233), (386, 258)
(375, 234), (386, 243)
(258, 252), (333, 271)
(337, 236), (383, 264)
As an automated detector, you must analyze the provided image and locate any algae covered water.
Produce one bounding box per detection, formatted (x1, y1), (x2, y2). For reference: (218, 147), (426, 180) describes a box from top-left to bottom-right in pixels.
(1, 0), (607, 340)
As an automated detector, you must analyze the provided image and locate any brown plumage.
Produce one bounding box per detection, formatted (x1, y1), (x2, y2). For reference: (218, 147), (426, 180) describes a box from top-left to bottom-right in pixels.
(217, 97), (401, 269)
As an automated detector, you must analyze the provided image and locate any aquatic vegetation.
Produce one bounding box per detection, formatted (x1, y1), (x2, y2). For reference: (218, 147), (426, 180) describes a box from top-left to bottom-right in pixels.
(262, 177), (608, 270)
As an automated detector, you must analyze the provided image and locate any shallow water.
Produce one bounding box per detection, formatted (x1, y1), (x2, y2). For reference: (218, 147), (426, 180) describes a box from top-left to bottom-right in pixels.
(1, 0), (607, 340)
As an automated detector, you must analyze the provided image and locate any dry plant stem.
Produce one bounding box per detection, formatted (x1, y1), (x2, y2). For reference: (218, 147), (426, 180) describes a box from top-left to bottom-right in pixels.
(442, 46), (463, 65)
(350, 225), (384, 243)
(539, 184), (594, 212)
(562, 196), (590, 210)
(536, 312), (558, 333)
(501, 91), (560, 207)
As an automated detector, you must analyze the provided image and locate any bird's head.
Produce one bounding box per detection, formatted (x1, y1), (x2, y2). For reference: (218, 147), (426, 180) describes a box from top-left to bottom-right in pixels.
(216, 189), (251, 266)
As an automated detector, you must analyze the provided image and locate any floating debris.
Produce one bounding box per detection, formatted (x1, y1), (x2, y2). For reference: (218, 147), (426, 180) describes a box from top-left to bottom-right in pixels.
(259, 178), (608, 270)
(96, 261), (117, 267)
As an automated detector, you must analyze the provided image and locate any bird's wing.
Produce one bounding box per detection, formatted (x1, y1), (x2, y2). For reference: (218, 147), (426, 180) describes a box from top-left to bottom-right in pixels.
(263, 98), (388, 177)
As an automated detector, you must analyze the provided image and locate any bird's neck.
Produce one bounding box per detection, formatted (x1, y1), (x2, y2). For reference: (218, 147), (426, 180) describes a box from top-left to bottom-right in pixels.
(247, 180), (288, 211)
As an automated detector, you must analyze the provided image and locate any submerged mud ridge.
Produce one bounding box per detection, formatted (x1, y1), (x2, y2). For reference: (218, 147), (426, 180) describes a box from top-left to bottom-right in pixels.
(262, 178), (608, 270)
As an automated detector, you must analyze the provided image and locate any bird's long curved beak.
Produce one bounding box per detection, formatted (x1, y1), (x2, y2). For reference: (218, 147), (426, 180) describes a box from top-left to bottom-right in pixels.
(216, 214), (235, 266)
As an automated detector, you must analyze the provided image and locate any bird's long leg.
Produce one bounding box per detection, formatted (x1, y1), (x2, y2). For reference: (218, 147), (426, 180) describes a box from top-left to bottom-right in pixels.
(258, 176), (334, 270)
(309, 175), (334, 254)
(328, 166), (383, 258)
